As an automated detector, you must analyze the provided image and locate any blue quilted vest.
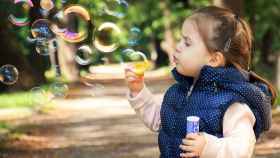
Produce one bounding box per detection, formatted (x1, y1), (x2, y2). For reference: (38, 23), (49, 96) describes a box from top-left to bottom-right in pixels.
(158, 65), (272, 158)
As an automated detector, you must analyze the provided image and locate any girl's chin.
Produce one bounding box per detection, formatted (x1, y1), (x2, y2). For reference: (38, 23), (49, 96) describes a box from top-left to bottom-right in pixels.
(176, 66), (194, 77)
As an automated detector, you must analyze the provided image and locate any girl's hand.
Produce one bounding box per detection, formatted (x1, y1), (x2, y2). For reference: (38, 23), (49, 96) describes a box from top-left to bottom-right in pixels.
(179, 133), (206, 158)
(124, 65), (144, 97)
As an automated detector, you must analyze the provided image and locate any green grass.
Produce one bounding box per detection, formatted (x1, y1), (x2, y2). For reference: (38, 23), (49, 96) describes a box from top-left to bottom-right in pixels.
(0, 83), (61, 109)
(275, 91), (280, 106)
(0, 87), (52, 109)
(0, 122), (10, 129)
(0, 92), (36, 109)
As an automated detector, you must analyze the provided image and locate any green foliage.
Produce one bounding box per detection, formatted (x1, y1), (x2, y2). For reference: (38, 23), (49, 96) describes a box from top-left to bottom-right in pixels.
(245, 0), (280, 56)
(67, 0), (210, 63)
(0, 83), (57, 109)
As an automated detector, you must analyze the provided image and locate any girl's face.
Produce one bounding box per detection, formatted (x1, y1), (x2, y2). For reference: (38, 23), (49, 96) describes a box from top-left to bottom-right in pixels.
(174, 19), (212, 78)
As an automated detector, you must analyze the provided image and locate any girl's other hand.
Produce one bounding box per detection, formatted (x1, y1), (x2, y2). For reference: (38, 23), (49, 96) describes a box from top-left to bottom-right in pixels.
(179, 133), (206, 158)
(124, 65), (144, 97)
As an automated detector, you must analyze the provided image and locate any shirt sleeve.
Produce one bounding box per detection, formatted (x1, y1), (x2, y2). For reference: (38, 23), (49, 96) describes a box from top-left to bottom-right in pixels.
(200, 102), (257, 158)
(127, 85), (163, 132)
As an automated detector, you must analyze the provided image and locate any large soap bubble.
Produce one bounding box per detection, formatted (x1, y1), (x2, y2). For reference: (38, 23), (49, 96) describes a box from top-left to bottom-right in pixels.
(51, 5), (91, 43)
(93, 22), (121, 53)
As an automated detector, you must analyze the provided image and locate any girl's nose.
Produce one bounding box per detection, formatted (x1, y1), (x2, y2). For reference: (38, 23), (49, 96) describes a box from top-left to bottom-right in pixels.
(175, 44), (182, 54)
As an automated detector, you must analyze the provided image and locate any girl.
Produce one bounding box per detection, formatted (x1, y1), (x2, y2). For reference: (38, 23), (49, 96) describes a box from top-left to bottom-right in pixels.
(125, 6), (277, 158)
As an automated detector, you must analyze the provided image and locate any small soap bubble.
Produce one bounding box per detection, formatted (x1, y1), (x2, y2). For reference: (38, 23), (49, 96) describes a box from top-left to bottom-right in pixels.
(30, 87), (53, 105)
(35, 39), (52, 56)
(75, 45), (94, 65)
(31, 19), (55, 40)
(0, 64), (19, 85)
(53, 5), (90, 43)
(40, 0), (55, 11)
(104, 0), (128, 18)
(93, 22), (121, 53)
(128, 27), (142, 46)
(49, 82), (69, 98)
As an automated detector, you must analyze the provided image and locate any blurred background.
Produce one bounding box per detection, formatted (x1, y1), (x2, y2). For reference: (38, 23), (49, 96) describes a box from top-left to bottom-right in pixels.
(0, 0), (279, 158)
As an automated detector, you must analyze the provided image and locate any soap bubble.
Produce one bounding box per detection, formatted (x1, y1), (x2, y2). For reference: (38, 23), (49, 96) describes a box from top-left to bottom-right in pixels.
(52, 5), (90, 43)
(75, 45), (94, 65)
(40, 0), (55, 11)
(50, 10), (67, 34)
(121, 49), (150, 76)
(31, 19), (55, 40)
(128, 27), (141, 46)
(49, 82), (69, 98)
(93, 22), (121, 53)
(64, 5), (90, 21)
(30, 87), (53, 105)
(104, 0), (128, 18)
(31, 19), (56, 55)
(0, 64), (19, 85)
(8, 0), (34, 26)
(35, 40), (49, 56)
(34, 38), (57, 56)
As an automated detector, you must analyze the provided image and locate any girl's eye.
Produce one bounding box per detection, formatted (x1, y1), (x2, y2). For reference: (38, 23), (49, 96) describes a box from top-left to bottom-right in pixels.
(184, 42), (190, 47)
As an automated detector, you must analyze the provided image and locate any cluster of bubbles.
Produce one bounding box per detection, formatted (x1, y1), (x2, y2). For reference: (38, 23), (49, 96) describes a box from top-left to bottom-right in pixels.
(0, 65), (19, 85)
(9, 0), (144, 62)
(7, 0), (151, 101)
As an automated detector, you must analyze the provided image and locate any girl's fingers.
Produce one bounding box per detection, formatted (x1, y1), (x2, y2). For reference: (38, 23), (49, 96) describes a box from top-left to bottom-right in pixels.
(180, 152), (198, 158)
(186, 133), (199, 140)
(182, 139), (194, 146)
(179, 144), (193, 152)
(125, 70), (143, 82)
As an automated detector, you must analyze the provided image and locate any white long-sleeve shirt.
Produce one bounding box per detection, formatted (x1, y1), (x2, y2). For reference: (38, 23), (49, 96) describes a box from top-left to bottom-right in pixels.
(127, 85), (257, 158)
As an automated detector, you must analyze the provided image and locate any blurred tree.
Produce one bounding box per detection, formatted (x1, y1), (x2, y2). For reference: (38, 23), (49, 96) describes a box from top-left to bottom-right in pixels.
(0, 0), (44, 92)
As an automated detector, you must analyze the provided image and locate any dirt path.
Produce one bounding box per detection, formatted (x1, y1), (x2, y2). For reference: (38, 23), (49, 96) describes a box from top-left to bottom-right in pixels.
(0, 81), (280, 158)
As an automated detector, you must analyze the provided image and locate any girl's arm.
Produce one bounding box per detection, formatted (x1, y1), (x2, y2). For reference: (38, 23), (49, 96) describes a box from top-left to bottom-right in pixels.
(200, 102), (256, 158)
(127, 85), (163, 132)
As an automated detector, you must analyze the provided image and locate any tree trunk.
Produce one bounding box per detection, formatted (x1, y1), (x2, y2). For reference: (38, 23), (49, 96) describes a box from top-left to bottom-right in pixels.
(56, 37), (79, 82)
(0, 1), (43, 92)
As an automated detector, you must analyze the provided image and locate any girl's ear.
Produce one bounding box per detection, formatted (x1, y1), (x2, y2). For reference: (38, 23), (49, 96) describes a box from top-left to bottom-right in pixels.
(207, 51), (226, 67)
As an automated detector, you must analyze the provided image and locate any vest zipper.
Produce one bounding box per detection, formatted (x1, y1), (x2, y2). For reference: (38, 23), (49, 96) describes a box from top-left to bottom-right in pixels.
(186, 80), (197, 99)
